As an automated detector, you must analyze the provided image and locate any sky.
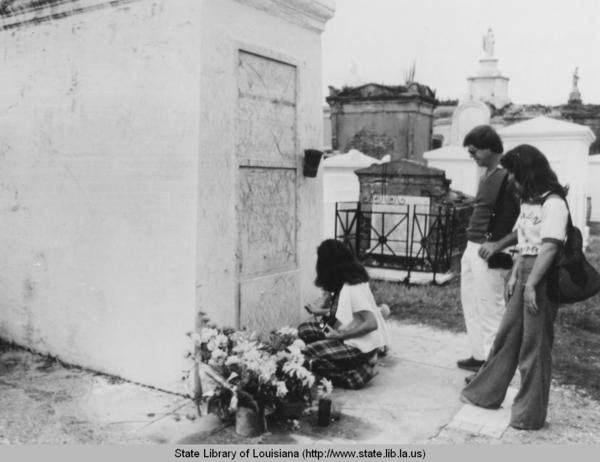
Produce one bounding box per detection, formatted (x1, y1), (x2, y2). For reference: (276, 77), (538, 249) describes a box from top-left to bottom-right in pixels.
(322, 0), (600, 106)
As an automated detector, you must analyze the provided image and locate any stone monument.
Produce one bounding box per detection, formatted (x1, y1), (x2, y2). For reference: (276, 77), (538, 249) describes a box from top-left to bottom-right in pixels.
(327, 83), (437, 161)
(463, 28), (510, 109)
(568, 67), (582, 105)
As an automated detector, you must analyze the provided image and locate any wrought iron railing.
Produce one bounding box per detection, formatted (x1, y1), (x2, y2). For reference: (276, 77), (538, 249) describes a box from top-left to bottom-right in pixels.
(335, 201), (469, 283)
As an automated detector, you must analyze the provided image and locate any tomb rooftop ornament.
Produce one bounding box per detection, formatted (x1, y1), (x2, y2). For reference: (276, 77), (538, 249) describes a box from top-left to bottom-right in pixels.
(463, 28), (510, 109)
(568, 67), (582, 105)
(483, 28), (495, 58)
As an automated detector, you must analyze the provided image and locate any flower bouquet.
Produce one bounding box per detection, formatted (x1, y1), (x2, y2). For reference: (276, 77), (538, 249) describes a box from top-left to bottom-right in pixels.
(268, 327), (315, 419)
(187, 323), (317, 434)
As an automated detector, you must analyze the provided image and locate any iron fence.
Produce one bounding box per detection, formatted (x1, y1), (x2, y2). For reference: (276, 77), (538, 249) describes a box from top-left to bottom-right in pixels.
(335, 201), (469, 283)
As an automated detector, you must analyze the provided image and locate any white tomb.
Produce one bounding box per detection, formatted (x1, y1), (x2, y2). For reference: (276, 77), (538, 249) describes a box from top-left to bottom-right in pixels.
(449, 100), (491, 146)
(499, 116), (596, 240)
(0, 0), (335, 391)
(322, 149), (387, 238)
(425, 99), (492, 196)
(588, 156), (600, 222)
(423, 146), (480, 197)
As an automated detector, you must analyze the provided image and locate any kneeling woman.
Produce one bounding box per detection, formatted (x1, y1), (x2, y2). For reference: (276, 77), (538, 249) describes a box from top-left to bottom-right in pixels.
(299, 239), (388, 389)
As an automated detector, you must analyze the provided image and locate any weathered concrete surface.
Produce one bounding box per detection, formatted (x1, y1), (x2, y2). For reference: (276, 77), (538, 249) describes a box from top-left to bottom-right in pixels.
(0, 0), (334, 393)
(1, 320), (600, 445)
(0, 346), (203, 444)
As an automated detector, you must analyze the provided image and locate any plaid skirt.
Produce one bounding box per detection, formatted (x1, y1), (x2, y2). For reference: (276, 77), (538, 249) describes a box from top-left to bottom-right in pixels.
(298, 321), (376, 389)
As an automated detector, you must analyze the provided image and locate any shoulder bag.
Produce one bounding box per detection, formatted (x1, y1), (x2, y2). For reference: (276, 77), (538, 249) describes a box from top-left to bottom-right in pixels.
(546, 196), (600, 304)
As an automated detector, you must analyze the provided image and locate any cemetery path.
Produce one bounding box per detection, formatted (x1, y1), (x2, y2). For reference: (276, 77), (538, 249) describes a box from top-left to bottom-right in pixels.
(1, 320), (599, 445)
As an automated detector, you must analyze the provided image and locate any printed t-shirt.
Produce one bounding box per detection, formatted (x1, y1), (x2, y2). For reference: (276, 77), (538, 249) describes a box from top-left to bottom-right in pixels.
(516, 194), (568, 256)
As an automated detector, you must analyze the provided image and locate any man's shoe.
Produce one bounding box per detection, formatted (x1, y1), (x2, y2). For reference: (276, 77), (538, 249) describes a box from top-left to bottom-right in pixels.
(464, 373), (476, 384)
(456, 356), (484, 372)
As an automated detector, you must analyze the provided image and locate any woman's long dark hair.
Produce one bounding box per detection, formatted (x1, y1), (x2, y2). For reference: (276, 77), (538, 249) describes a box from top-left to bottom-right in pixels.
(314, 239), (369, 293)
(500, 144), (566, 201)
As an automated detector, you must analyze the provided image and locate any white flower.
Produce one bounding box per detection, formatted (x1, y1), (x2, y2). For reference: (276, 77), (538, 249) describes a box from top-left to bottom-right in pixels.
(275, 380), (288, 398)
(189, 332), (202, 346)
(290, 339), (305, 350)
(257, 357), (277, 383)
(230, 330), (250, 344)
(317, 378), (333, 398)
(200, 327), (218, 342)
(275, 350), (291, 362)
(202, 327), (221, 352)
(286, 341), (306, 365)
(240, 348), (262, 366)
(276, 326), (298, 337)
(225, 356), (241, 366)
(208, 349), (227, 367)
(232, 339), (259, 355)
(215, 334), (229, 348)
(241, 351), (276, 384)
(289, 350), (305, 365)
(282, 361), (315, 388)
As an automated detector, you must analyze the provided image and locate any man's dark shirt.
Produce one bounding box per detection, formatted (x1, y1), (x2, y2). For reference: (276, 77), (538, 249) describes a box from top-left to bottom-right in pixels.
(466, 168), (520, 243)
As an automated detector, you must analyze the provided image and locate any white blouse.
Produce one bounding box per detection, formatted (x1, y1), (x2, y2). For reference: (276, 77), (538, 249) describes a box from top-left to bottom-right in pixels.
(335, 282), (389, 353)
(515, 194), (568, 256)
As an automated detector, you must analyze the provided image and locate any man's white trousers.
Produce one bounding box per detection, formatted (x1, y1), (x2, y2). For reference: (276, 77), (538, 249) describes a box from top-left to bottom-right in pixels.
(460, 241), (508, 361)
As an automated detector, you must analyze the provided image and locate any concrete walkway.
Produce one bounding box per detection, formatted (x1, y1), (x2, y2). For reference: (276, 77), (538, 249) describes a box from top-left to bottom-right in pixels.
(1, 319), (597, 444)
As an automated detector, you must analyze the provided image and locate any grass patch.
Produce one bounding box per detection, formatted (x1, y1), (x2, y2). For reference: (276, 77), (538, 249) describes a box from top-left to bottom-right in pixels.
(371, 233), (600, 401)
(553, 323), (600, 401)
(371, 278), (465, 333)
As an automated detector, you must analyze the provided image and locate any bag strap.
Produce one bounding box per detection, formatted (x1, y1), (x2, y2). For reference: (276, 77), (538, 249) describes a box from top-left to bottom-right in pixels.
(485, 170), (509, 240)
(541, 192), (574, 271)
(323, 290), (339, 327)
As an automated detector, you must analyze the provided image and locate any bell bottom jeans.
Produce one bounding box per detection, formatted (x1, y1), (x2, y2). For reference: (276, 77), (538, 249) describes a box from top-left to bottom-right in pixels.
(462, 255), (558, 430)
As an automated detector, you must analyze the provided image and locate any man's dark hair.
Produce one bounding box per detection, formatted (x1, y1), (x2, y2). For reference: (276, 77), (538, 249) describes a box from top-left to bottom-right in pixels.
(463, 125), (503, 154)
(315, 239), (369, 293)
(501, 144), (566, 201)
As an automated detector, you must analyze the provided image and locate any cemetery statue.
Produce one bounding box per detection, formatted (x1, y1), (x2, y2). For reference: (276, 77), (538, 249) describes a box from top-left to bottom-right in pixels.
(572, 67), (579, 91)
(482, 28), (495, 58)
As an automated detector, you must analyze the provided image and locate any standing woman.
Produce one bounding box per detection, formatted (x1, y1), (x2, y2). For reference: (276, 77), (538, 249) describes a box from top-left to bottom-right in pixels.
(299, 239), (388, 389)
(461, 144), (569, 430)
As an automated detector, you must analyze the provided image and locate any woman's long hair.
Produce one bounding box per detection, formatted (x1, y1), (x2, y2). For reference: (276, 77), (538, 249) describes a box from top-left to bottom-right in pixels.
(314, 239), (369, 293)
(500, 144), (566, 201)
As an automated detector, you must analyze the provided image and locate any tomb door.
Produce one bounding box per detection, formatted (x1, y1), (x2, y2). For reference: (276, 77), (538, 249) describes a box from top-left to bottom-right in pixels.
(235, 50), (299, 331)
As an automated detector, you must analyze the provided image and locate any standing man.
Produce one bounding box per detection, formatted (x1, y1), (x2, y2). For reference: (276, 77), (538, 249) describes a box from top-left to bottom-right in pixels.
(458, 125), (520, 375)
